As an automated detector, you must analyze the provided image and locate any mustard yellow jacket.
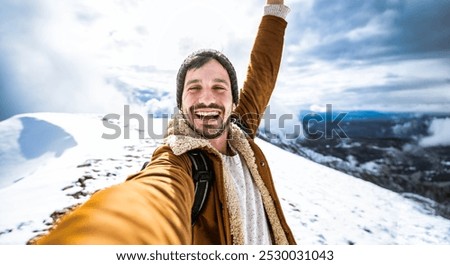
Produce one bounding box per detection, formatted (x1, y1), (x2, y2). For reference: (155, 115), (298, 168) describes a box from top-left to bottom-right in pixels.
(35, 15), (296, 245)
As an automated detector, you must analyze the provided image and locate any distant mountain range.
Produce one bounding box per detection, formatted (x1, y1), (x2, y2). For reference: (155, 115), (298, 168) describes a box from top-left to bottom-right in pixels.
(260, 110), (450, 219)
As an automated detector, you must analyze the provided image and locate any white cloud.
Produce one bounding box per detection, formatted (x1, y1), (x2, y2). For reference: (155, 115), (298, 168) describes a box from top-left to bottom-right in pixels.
(345, 10), (394, 41)
(1, 0), (130, 116)
(276, 55), (450, 112)
(419, 118), (450, 147)
(1, 0), (261, 118)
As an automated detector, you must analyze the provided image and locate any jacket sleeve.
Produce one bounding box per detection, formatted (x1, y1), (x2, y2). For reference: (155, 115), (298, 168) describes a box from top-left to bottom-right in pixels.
(35, 146), (195, 244)
(233, 15), (288, 138)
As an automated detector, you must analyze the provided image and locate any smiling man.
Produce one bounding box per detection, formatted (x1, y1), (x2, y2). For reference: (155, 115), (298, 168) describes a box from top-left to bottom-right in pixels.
(35, 0), (295, 245)
(179, 54), (235, 143)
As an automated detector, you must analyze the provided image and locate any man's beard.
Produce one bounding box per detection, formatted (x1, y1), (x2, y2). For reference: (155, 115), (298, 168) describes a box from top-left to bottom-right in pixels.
(183, 103), (231, 139)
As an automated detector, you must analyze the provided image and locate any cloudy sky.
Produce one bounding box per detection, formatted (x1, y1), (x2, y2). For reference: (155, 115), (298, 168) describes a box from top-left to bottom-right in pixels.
(1, 0), (450, 121)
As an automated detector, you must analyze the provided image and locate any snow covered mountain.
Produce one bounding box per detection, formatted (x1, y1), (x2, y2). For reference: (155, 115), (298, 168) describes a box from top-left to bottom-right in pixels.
(1, 112), (450, 245)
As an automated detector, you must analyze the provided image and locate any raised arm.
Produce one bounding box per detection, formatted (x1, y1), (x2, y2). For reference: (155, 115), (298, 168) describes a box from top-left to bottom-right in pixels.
(232, 0), (289, 138)
(267, 0), (285, 4)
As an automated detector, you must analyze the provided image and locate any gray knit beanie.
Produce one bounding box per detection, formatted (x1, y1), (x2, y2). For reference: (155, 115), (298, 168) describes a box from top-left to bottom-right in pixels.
(176, 49), (239, 109)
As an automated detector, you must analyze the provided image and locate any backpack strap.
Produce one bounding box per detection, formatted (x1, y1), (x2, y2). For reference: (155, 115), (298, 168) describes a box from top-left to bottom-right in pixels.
(140, 161), (149, 171)
(187, 149), (215, 225)
(140, 149), (215, 226)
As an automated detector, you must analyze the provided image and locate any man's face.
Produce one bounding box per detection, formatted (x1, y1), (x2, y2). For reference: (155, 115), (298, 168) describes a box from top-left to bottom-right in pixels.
(181, 59), (234, 139)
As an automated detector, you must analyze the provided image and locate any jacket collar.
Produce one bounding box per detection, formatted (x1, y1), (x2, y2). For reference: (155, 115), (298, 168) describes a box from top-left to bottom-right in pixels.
(164, 114), (246, 157)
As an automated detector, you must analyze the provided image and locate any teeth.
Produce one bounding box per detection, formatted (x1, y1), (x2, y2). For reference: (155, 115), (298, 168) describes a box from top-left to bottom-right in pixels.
(195, 111), (219, 117)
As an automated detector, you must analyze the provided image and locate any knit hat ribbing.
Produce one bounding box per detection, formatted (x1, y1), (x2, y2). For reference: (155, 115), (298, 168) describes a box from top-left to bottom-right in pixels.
(176, 49), (239, 109)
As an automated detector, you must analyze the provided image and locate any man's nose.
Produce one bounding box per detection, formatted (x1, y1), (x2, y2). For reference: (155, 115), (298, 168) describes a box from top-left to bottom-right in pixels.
(198, 87), (215, 105)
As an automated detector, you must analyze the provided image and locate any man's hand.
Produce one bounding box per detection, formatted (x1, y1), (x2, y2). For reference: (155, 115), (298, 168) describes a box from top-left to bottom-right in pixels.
(266, 0), (284, 4)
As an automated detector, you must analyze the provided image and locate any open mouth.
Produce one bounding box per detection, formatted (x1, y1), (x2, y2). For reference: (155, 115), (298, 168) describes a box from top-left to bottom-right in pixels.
(193, 110), (221, 120)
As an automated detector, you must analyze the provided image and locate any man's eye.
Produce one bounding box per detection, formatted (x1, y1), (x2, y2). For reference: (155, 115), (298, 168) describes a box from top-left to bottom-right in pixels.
(188, 86), (201, 91)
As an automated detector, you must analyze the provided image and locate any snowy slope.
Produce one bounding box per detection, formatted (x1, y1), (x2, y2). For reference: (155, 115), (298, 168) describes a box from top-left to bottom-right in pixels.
(0, 113), (449, 245)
